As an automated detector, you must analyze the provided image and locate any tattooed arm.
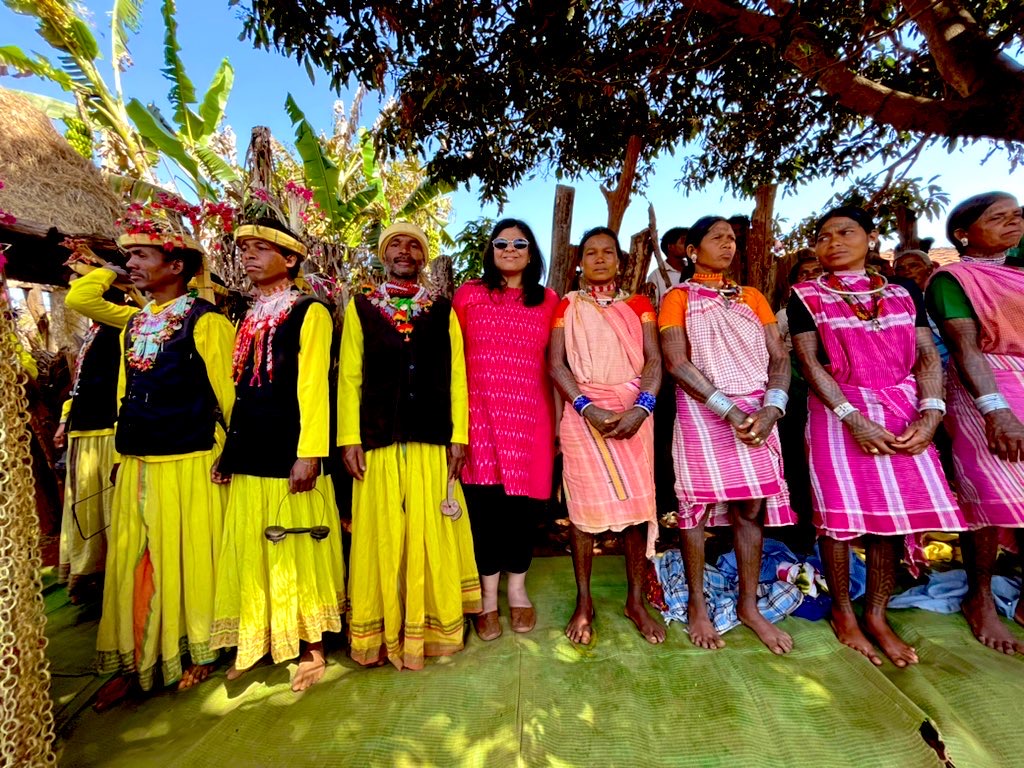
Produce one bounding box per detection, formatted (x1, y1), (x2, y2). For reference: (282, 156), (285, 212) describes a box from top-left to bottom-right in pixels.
(892, 328), (944, 455)
(792, 329), (898, 455)
(660, 325), (751, 438)
(606, 319), (662, 439)
(944, 317), (1024, 462)
(548, 326), (620, 436)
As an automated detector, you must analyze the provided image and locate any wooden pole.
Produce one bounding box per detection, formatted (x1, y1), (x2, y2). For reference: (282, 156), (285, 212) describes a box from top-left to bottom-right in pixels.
(746, 183), (778, 296)
(548, 184), (576, 296)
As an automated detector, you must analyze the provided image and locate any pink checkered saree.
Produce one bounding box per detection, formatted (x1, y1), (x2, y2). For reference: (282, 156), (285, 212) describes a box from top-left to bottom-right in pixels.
(791, 278), (964, 540)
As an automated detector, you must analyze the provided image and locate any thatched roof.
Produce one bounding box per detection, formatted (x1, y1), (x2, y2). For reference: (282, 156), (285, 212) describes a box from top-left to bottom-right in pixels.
(0, 87), (119, 238)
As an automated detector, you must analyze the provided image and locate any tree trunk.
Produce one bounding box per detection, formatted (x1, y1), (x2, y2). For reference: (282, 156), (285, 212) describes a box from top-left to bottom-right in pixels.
(621, 229), (653, 296)
(895, 206), (920, 251)
(600, 134), (643, 234)
(746, 183), (778, 297)
(547, 184), (576, 296)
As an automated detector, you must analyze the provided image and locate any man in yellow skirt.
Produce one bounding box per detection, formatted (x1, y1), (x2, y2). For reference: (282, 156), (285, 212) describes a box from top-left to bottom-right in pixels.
(66, 204), (236, 709)
(211, 216), (345, 692)
(54, 310), (122, 605)
(339, 222), (482, 670)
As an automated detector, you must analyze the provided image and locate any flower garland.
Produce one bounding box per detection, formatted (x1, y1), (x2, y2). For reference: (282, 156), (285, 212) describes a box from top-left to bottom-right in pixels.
(125, 292), (196, 371)
(232, 287), (301, 385)
(368, 281), (434, 341)
(818, 269), (887, 326)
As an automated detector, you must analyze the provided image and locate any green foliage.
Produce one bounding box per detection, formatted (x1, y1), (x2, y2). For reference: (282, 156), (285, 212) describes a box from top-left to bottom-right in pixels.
(445, 217), (495, 286)
(239, 1), (1024, 206)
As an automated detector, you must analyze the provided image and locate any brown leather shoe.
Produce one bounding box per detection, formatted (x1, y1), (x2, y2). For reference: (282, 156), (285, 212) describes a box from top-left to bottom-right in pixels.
(510, 606), (536, 634)
(474, 610), (501, 641)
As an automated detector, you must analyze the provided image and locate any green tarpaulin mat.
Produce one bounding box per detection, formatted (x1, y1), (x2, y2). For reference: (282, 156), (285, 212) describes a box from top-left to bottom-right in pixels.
(48, 557), (1023, 767)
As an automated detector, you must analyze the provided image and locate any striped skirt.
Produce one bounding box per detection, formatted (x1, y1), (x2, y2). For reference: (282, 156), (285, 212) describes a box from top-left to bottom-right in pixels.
(672, 388), (793, 529)
(560, 381), (657, 556)
(947, 357), (1024, 528)
(806, 375), (964, 539)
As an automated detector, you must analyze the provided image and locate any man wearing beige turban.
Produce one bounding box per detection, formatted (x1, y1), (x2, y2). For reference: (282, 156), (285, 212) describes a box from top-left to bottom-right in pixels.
(338, 222), (482, 669)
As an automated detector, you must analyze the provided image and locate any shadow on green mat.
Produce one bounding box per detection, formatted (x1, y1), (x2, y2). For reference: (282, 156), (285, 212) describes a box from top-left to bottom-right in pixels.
(47, 557), (1024, 767)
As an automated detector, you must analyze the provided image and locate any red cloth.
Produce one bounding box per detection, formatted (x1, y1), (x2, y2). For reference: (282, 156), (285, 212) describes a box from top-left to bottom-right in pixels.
(453, 281), (559, 498)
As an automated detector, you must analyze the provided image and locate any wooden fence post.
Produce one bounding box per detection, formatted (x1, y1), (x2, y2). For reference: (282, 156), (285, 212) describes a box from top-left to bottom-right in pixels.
(548, 185), (576, 296)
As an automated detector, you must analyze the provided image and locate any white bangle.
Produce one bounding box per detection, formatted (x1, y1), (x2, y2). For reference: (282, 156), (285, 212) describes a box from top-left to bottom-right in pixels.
(763, 389), (789, 416)
(580, 402), (595, 415)
(975, 392), (1010, 416)
(705, 390), (736, 420)
(918, 398), (946, 415)
(833, 402), (859, 421)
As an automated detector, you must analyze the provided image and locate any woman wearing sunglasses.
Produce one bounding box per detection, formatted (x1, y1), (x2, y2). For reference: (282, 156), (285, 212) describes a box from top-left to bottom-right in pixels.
(453, 219), (559, 640)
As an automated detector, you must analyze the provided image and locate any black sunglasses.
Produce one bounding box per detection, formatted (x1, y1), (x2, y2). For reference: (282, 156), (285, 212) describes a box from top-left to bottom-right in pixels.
(264, 486), (331, 543)
(493, 238), (529, 251)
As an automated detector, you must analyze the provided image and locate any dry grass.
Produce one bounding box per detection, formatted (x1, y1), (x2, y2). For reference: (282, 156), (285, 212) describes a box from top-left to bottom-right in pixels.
(0, 87), (119, 238)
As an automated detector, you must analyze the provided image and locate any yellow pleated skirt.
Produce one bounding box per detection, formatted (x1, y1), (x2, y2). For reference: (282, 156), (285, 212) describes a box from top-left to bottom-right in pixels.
(211, 473), (345, 669)
(96, 450), (226, 690)
(349, 442), (482, 670)
(59, 432), (116, 581)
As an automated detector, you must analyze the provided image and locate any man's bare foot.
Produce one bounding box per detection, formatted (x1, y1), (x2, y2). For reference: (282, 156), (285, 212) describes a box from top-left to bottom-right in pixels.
(226, 662), (246, 681)
(565, 597), (595, 645)
(738, 606), (793, 655)
(687, 609), (725, 650)
(963, 591), (1016, 655)
(625, 598), (665, 644)
(92, 674), (136, 712)
(830, 610), (882, 666)
(291, 644), (326, 692)
(863, 612), (918, 667)
(177, 663), (215, 691)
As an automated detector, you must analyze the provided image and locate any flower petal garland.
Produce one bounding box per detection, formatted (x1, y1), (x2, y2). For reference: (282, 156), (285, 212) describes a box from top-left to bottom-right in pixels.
(368, 281), (434, 341)
(125, 292), (196, 371)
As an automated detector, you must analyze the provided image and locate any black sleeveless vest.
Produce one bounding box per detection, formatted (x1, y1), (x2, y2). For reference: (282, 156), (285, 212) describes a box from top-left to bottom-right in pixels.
(351, 292), (453, 450)
(219, 295), (327, 478)
(115, 298), (221, 457)
(67, 323), (121, 432)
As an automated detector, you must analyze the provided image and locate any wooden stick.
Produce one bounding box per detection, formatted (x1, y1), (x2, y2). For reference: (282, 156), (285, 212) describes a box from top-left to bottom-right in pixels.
(647, 203), (671, 288)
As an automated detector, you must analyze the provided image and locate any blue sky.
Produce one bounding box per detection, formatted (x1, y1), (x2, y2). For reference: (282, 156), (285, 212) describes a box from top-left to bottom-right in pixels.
(3, 1), (1020, 257)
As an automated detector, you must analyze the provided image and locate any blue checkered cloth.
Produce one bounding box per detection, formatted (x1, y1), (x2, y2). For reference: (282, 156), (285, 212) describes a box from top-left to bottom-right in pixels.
(655, 548), (804, 634)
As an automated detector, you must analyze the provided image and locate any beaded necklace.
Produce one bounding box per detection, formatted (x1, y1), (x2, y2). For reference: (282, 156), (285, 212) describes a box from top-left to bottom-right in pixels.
(369, 281), (434, 341)
(584, 282), (628, 307)
(232, 286), (301, 385)
(688, 271), (742, 302)
(961, 253), (1008, 265)
(817, 269), (887, 329)
(125, 291), (196, 371)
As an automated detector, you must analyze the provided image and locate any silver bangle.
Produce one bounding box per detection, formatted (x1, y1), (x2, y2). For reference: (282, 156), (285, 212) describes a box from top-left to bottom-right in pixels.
(763, 389), (789, 416)
(705, 390), (736, 419)
(918, 397), (946, 415)
(833, 402), (859, 421)
(975, 392), (1010, 416)
(580, 402), (595, 415)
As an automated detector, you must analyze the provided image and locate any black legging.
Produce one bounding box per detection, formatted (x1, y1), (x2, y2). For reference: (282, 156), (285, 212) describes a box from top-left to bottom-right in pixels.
(462, 484), (540, 576)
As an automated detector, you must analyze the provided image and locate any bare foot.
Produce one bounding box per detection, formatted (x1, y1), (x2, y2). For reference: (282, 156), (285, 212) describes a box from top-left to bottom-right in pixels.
(830, 610), (882, 666)
(625, 598), (666, 644)
(226, 662), (245, 681)
(565, 597), (595, 645)
(687, 606), (725, 650)
(177, 663), (215, 691)
(291, 644), (327, 692)
(92, 674), (136, 712)
(963, 591), (1017, 655)
(862, 612), (918, 667)
(738, 606), (793, 655)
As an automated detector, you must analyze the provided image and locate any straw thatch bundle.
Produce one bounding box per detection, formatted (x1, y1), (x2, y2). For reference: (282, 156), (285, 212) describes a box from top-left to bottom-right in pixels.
(0, 87), (119, 238)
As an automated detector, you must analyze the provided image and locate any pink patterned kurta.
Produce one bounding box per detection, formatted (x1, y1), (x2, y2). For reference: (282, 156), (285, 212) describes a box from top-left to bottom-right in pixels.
(453, 280), (559, 499)
(791, 278), (964, 540)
